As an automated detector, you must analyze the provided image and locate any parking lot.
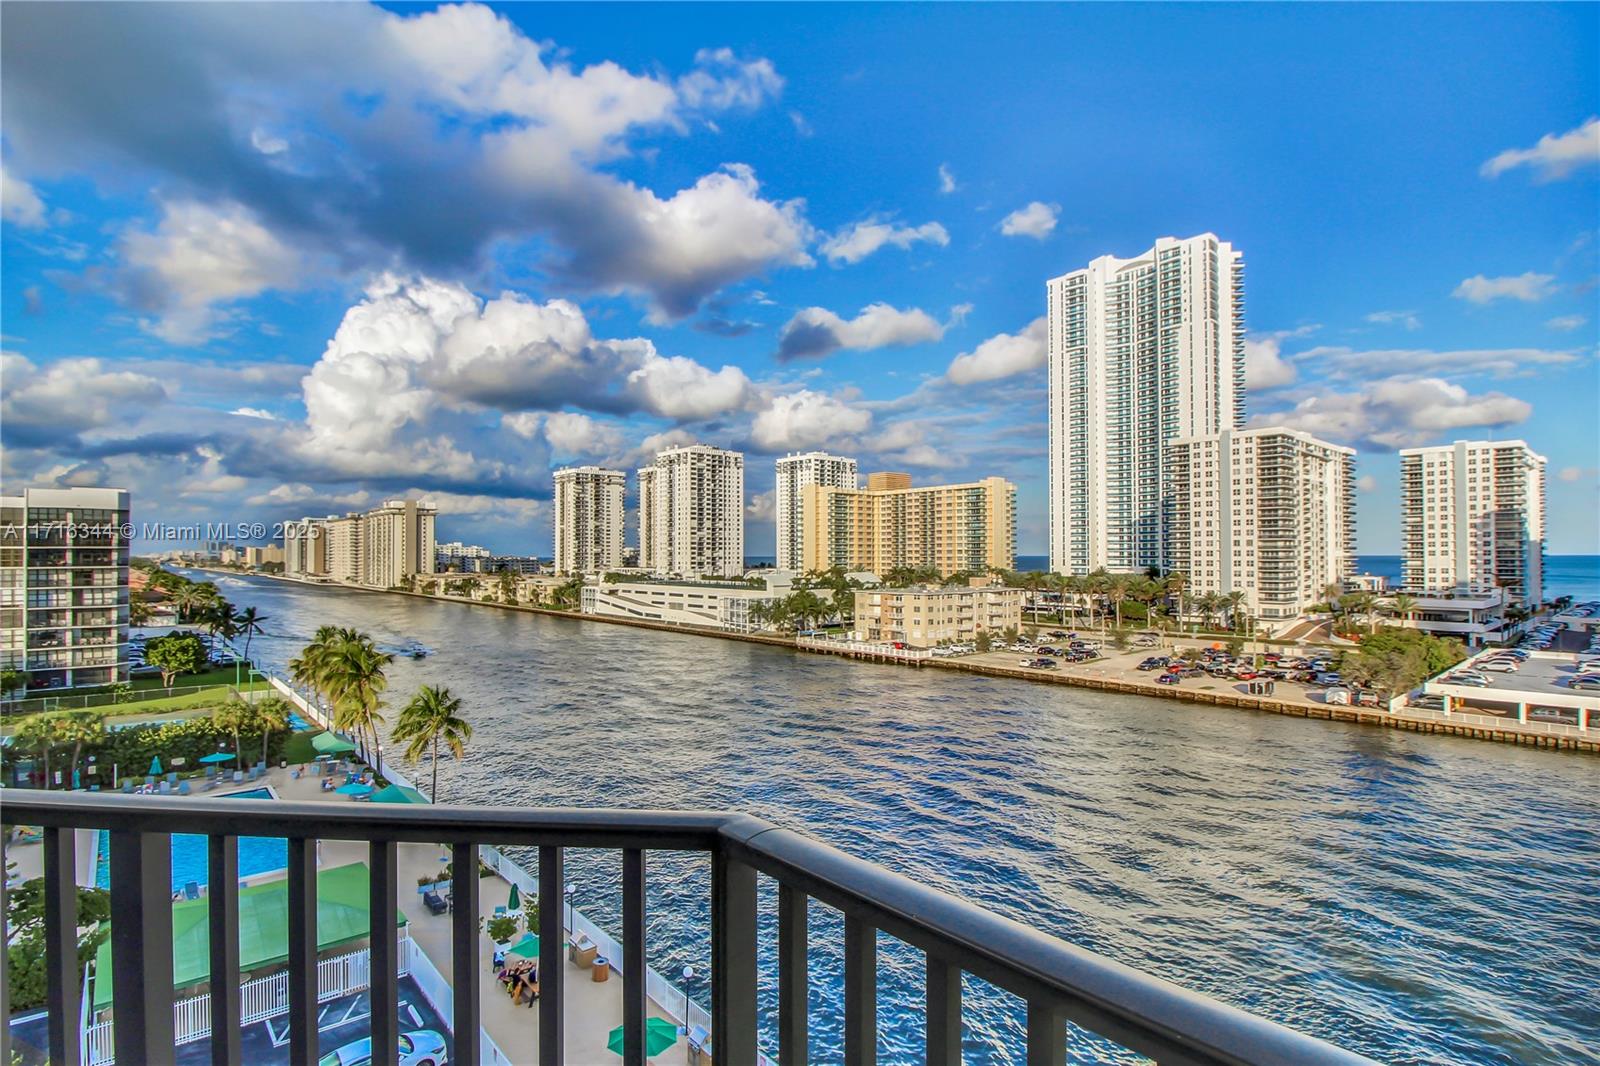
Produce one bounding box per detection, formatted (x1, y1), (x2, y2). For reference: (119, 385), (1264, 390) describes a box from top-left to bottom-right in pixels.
(960, 638), (1337, 709)
(8, 977), (451, 1066)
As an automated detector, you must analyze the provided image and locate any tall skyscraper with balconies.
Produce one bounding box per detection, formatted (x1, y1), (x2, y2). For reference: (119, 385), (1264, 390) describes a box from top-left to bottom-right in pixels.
(553, 466), (626, 575)
(1047, 233), (1246, 575)
(775, 452), (858, 572)
(0, 487), (131, 691)
(1166, 429), (1355, 622)
(1399, 440), (1546, 606)
(641, 445), (745, 578)
(635, 466), (658, 571)
(281, 499), (435, 586)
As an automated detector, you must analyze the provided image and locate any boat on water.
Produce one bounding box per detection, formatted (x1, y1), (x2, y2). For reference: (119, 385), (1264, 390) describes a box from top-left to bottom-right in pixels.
(395, 640), (430, 660)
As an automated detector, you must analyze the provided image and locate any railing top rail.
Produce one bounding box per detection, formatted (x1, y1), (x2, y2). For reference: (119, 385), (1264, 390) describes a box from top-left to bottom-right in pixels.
(3, 792), (1375, 1066)
(0, 792), (732, 851)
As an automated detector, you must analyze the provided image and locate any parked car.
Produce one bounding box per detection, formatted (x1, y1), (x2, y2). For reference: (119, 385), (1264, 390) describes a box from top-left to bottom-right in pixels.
(1156, 673), (1181, 685)
(319, 1030), (448, 1066)
(1477, 660), (1519, 672)
(1355, 690), (1382, 708)
(1570, 677), (1600, 691)
(1445, 674), (1490, 687)
(1325, 688), (1352, 705)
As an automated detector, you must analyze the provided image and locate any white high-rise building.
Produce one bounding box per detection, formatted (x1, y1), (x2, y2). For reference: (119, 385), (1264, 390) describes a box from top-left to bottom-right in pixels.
(282, 499), (435, 586)
(636, 466), (658, 571)
(1399, 440), (1546, 607)
(1166, 429), (1355, 622)
(1047, 233), (1246, 574)
(641, 445), (745, 578)
(774, 451), (858, 571)
(0, 487), (132, 690)
(553, 466), (626, 575)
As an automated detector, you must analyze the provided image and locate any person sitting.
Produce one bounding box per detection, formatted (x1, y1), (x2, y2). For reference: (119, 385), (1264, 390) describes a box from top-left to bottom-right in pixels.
(320, 777), (335, 792)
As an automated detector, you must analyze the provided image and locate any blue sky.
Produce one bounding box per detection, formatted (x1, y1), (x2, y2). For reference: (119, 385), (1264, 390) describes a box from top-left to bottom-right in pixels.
(2, 2), (1597, 556)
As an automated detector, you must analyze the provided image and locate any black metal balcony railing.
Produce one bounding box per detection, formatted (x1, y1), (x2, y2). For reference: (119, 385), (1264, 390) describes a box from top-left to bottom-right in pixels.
(1, 792), (1372, 1066)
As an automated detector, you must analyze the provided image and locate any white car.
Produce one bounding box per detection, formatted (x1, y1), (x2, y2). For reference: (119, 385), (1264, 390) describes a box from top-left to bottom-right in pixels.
(1445, 674), (1490, 687)
(1477, 660), (1519, 672)
(319, 1030), (448, 1066)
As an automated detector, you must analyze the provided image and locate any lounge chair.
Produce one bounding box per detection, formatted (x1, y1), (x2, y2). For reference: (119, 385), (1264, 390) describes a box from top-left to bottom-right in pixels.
(422, 891), (449, 916)
(158, 781), (171, 794)
(183, 881), (201, 900)
(121, 781), (134, 794)
(177, 781), (192, 795)
(167, 772), (178, 785)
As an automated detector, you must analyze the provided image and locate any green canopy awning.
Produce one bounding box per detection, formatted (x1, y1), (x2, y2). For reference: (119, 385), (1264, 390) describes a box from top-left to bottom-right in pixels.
(506, 933), (540, 959)
(311, 731), (357, 755)
(371, 785), (428, 805)
(608, 1017), (680, 1058)
(92, 862), (405, 1009)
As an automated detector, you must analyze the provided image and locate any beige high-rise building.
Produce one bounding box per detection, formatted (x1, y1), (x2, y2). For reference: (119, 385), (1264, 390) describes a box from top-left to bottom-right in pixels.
(0, 487), (131, 690)
(1166, 428), (1355, 622)
(553, 466), (625, 575)
(800, 475), (1016, 577)
(636, 466), (658, 572)
(283, 499), (436, 586)
(775, 452), (858, 572)
(640, 445), (745, 578)
(1400, 440), (1546, 606)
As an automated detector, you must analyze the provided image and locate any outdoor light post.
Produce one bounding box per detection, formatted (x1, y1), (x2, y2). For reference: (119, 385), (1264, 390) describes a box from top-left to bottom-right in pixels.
(563, 881), (575, 931)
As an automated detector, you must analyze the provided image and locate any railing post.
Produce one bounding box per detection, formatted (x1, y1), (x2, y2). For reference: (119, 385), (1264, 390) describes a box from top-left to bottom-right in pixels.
(0, 832), (8, 1066)
(44, 827), (80, 1066)
(208, 835), (241, 1066)
(1026, 1000), (1065, 1066)
(538, 845), (564, 1066)
(778, 884), (808, 1064)
(622, 848), (646, 1066)
(451, 842), (481, 1066)
(711, 849), (757, 1066)
(286, 837), (318, 1066)
(369, 840), (399, 1066)
(926, 955), (961, 1066)
(110, 829), (174, 1064)
(844, 915), (877, 1066)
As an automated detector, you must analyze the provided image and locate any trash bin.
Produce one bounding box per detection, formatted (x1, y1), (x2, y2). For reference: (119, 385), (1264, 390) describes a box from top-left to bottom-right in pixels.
(591, 956), (610, 982)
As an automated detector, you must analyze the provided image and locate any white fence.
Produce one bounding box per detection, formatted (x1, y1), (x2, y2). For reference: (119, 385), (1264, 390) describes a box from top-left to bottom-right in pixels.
(1396, 703), (1590, 737)
(82, 937), (409, 1065)
(798, 635), (935, 661)
(402, 935), (514, 1066)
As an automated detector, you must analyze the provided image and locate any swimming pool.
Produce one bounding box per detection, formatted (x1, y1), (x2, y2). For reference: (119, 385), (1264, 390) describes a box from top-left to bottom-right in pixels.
(94, 787), (286, 892)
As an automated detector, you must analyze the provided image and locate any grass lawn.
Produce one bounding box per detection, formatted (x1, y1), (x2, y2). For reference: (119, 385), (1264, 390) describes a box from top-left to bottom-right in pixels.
(127, 664), (259, 691)
(108, 681), (271, 715)
(280, 730), (324, 764)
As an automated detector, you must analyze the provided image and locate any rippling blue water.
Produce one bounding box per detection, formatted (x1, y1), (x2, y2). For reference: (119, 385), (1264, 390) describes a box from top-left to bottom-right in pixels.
(186, 572), (1600, 1065)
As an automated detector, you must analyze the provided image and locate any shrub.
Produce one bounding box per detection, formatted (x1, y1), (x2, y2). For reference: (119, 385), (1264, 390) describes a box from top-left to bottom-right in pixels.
(487, 916), (519, 943)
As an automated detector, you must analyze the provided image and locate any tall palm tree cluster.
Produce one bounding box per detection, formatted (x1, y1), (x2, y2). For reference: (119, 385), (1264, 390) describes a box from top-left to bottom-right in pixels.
(289, 626), (396, 777)
(288, 627), (474, 800)
(134, 565), (266, 663)
(1000, 569), (1251, 634)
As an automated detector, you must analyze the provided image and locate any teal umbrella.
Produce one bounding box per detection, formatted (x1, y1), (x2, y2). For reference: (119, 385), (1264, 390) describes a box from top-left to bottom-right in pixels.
(148, 756), (162, 776)
(371, 784), (428, 804)
(198, 752), (235, 764)
(506, 933), (539, 959)
(607, 1018), (679, 1058)
(312, 732), (357, 755)
(334, 781), (374, 796)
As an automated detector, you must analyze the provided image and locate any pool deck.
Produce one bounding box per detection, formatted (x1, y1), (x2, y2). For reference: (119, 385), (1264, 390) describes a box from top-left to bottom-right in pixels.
(5, 767), (695, 1065)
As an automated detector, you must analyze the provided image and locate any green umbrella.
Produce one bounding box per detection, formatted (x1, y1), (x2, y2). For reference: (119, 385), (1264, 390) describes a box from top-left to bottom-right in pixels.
(311, 731), (357, 755)
(508, 883), (520, 912)
(371, 784), (428, 804)
(148, 756), (163, 776)
(607, 1017), (679, 1058)
(506, 933), (539, 959)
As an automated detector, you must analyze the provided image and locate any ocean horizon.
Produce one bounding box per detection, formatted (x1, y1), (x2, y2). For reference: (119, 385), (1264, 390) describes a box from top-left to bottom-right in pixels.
(742, 554), (1600, 603)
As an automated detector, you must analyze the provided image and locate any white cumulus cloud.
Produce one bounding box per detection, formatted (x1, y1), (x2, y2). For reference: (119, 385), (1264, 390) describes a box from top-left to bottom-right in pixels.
(1254, 376), (1532, 450)
(0, 164), (47, 228)
(819, 219), (949, 265)
(1452, 272), (1557, 305)
(946, 317), (1047, 385)
(776, 303), (950, 361)
(937, 164), (957, 194)
(999, 201), (1059, 239)
(751, 390), (872, 451)
(1481, 116), (1600, 182)
(1546, 314), (1588, 332)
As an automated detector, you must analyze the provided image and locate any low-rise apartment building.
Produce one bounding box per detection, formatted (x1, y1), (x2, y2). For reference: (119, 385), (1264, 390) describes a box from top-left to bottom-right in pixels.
(853, 583), (1025, 648)
(801, 474), (1016, 577)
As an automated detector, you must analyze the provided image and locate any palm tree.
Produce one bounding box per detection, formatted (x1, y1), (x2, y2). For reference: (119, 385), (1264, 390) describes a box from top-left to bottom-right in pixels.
(392, 686), (473, 802)
(1223, 591), (1247, 631)
(54, 710), (107, 787)
(236, 606), (266, 664)
(253, 696), (292, 768)
(212, 697), (254, 766)
(1164, 572), (1189, 632)
(323, 633), (394, 777)
(13, 712), (59, 788)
